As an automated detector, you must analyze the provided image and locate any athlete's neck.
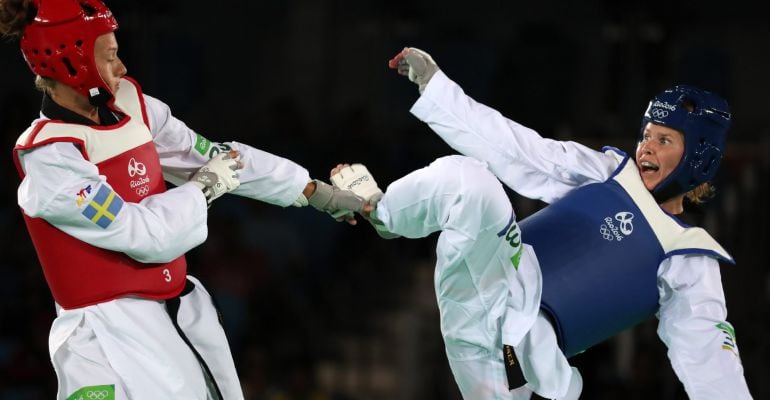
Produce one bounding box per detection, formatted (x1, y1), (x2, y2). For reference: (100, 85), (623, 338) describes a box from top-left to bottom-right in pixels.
(659, 194), (684, 215)
(48, 85), (100, 124)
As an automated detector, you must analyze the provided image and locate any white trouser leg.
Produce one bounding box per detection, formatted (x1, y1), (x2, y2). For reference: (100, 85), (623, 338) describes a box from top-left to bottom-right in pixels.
(179, 276), (244, 400)
(378, 156), (540, 399)
(53, 321), (131, 400)
(52, 304), (207, 400)
(50, 277), (244, 400)
(376, 155), (513, 240)
(513, 311), (577, 399)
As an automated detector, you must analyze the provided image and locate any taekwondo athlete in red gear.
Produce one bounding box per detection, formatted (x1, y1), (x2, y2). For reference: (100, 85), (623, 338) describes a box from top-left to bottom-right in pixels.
(2, 0), (367, 398)
(329, 48), (751, 400)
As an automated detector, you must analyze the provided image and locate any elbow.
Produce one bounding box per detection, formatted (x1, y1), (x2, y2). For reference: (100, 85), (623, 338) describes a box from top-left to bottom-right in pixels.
(132, 248), (182, 264)
(126, 245), (182, 264)
(126, 226), (208, 264)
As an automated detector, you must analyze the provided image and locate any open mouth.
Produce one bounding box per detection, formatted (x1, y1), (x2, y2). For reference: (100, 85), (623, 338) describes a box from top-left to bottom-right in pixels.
(639, 160), (659, 173)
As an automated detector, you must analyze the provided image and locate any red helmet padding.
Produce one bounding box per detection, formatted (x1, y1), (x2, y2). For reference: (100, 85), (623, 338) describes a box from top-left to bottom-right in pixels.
(21, 0), (118, 98)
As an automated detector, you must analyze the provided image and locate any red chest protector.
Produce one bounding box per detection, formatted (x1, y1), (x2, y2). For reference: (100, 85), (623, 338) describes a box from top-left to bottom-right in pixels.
(13, 77), (187, 309)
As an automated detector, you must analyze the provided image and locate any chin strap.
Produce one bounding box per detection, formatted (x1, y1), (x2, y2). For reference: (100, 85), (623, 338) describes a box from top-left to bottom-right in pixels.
(88, 86), (114, 108)
(652, 180), (686, 204)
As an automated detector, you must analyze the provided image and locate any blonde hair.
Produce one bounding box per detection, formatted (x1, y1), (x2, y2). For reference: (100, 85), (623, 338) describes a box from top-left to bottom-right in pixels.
(34, 75), (57, 93)
(685, 181), (715, 204)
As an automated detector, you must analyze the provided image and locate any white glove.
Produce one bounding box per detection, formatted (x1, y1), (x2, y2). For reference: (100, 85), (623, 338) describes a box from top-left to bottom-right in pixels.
(330, 163), (383, 202)
(189, 151), (241, 206)
(331, 164), (399, 239)
(388, 47), (439, 94)
(307, 179), (366, 219)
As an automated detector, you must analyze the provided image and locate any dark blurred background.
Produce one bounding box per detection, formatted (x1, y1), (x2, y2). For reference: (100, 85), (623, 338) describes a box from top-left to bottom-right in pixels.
(2, 0), (768, 399)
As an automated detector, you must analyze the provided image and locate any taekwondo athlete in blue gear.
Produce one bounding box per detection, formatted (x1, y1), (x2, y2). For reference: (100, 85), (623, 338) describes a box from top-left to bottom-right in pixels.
(348, 47), (750, 399)
(524, 86), (735, 359)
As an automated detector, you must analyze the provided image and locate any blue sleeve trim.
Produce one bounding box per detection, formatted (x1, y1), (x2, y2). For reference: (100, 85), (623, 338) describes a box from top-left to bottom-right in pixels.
(663, 248), (735, 265)
(602, 146), (630, 181)
(662, 211), (692, 228)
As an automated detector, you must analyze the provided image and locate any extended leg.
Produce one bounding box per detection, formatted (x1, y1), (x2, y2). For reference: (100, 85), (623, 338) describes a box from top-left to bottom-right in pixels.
(376, 155), (541, 399)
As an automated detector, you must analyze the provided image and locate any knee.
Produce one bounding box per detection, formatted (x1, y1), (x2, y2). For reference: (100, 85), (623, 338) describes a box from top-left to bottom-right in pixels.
(431, 156), (510, 221)
(428, 156), (502, 199)
(384, 156), (512, 233)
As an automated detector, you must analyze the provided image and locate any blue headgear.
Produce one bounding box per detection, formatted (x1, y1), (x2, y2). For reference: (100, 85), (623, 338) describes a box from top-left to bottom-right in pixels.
(640, 85), (731, 202)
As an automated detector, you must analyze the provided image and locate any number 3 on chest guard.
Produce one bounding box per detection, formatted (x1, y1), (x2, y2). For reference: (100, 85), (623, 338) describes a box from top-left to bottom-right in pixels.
(497, 216), (523, 271)
(162, 268), (172, 282)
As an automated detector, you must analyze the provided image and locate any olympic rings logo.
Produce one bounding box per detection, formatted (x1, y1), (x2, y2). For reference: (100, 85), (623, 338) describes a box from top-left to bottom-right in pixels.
(86, 390), (109, 400)
(650, 108), (668, 119)
(136, 185), (150, 197)
(600, 224), (614, 241)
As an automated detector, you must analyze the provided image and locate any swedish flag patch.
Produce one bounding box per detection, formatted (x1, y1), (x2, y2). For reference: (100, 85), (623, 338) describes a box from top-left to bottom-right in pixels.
(81, 185), (124, 229)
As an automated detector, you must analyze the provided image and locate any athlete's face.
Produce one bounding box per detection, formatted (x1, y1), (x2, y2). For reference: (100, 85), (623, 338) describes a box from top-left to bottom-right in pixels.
(635, 122), (685, 191)
(94, 33), (127, 94)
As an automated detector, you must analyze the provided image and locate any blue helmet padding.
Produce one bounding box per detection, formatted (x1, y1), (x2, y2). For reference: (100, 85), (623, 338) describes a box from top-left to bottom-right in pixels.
(639, 85), (731, 201)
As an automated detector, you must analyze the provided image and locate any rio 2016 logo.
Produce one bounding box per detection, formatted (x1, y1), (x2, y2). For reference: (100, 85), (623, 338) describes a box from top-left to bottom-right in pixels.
(127, 157), (151, 197)
(600, 211), (634, 241)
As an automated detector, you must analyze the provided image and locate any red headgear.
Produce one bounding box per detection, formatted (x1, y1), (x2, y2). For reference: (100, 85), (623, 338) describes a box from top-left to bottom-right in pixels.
(20, 0), (118, 102)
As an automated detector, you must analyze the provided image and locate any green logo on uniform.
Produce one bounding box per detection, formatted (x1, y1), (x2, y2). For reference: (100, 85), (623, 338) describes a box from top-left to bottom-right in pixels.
(500, 220), (523, 270)
(194, 133), (212, 156)
(195, 133), (234, 159)
(716, 322), (738, 354)
(510, 247), (522, 270)
(66, 384), (115, 400)
(716, 322), (736, 339)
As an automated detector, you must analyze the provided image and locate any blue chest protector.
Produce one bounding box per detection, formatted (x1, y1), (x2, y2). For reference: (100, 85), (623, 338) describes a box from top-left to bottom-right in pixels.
(519, 148), (732, 357)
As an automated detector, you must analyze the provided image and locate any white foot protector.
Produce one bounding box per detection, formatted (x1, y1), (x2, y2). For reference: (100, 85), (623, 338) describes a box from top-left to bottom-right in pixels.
(331, 164), (400, 239)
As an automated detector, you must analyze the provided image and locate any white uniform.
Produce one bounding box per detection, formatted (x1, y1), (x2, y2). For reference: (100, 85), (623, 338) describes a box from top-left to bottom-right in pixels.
(375, 155), (575, 400)
(17, 93), (311, 399)
(374, 70), (752, 399)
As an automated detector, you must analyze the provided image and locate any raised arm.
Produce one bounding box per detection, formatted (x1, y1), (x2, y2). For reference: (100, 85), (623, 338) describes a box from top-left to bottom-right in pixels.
(143, 94), (311, 207)
(143, 94), (366, 221)
(390, 48), (617, 204)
